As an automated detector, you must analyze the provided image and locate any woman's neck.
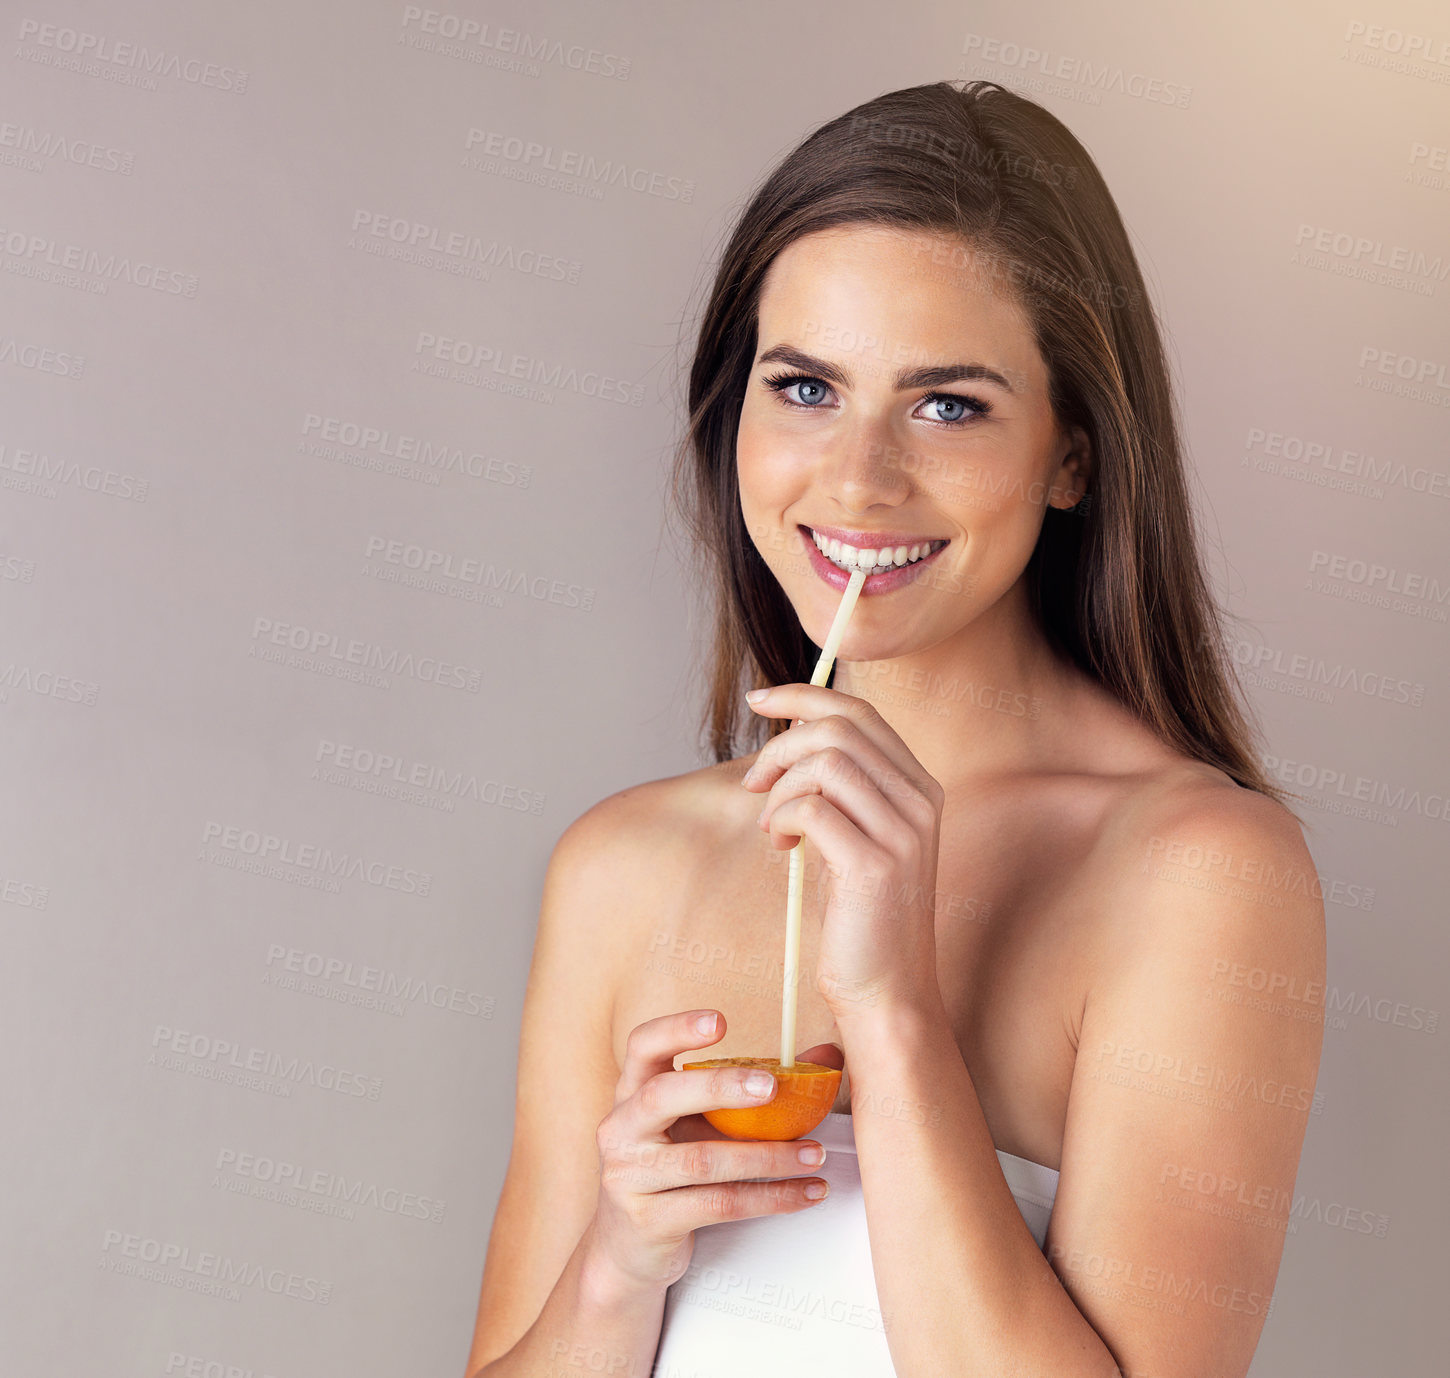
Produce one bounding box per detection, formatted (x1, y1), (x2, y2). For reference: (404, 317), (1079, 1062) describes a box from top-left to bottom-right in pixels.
(830, 580), (1112, 792)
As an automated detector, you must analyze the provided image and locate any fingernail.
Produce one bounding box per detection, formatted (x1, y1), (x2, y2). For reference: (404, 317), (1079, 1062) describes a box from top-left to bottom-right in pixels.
(695, 1013), (717, 1035)
(745, 1072), (775, 1097)
(798, 1143), (825, 1166)
(745, 688), (769, 703)
(804, 1181), (829, 1200)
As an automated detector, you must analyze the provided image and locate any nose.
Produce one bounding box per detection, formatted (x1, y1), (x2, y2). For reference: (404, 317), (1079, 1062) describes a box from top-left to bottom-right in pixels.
(817, 418), (914, 515)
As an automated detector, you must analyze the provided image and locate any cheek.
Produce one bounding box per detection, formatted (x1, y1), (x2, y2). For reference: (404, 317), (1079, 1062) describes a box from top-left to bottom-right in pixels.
(934, 439), (1056, 525)
(735, 400), (798, 502)
(734, 410), (778, 543)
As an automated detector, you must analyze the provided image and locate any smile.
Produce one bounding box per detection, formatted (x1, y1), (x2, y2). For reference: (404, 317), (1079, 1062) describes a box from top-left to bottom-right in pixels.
(803, 525), (949, 571)
(796, 525), (952, 595)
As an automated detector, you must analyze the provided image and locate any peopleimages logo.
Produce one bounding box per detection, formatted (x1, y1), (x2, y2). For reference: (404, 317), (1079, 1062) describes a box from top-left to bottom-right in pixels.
(1159, 1162), (1392, 1238)
(0, 437), (148, 500)
(961, 33), (1192, 107)
(149, 1024), (384, 1100)
(100, 1230), (328, 1305)
(1, 870), (49, 909)
(299, 413), (531, 487)
(1262, 753), (1450, 825)
(1044, 1246), (1271, 1317)
(0, 224), (197, 295)
(15, 20), (249, 92)
(165, 1353), (279, 1378)
(364, 534), (596, 612)
(314, 739), (546, 815)
(1356, 347), (1450, 408)
(1221, 630), (1426, 708)
(215, 1147), (446, 1223)
(411, 330), (645, 406)
(265, 943), (496, 1019)
(1306, 548), (1449, 622)
(1342, 20), (1450, 69)
(0, 335), (84, 378)
(1209, 960), (1438, 1036)
(0, 658), (98, 706)
(1408, 141), (1449, 191)
(349, 211), (581, 283)
(1292, 223), (1449, 295)
(461, 128), (695, 201)
(397, 6), (631, 80)
(0, 119), (135, 175)
(1242, 427), (1448, 501)
(248, 615), (483, 693)
(1092, 1039), (1321, 1114)
(199, 819), (432, 895)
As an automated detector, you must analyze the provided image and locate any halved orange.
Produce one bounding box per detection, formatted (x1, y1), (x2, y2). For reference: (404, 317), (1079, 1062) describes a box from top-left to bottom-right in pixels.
(681, 1056), (842, 1141)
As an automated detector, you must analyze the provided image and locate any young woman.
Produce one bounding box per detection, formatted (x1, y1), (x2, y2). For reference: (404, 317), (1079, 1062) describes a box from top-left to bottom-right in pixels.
(466, 80), (1325, 1378)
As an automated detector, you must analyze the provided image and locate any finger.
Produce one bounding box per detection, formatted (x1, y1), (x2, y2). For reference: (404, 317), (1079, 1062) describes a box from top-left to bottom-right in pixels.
(760, 793), (908, 910)
(754, 754), (899, 864)
(747, 682), (894, 735)
(750, 737), (932, 852)
(614, 1009), (724, 1107)
(619, 1062), (782, 1142)
(748, 718), (918, 803)
(758, 764), (924, 877)
(756, 747), (913, 845)
(645, 1175), (830, 1234)
(603, 1134), (829, 1195)
(744, 688), (939, 806)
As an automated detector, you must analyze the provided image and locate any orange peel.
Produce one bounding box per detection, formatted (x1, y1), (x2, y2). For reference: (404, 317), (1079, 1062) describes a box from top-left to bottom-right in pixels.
(682, 1056), (842, 1141)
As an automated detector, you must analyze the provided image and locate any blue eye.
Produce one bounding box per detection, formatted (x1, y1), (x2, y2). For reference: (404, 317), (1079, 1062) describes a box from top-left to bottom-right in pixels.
(767, 374), (830, 407)
(759, 371), (990, 426)
(921, 394), (969, 424)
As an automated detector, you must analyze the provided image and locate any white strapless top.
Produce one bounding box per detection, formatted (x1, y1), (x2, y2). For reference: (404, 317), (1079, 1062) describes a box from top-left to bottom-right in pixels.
(652, 1111), (1059, 1378)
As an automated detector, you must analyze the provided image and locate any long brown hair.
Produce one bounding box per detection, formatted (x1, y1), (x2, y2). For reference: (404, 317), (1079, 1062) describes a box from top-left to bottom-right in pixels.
(667, 79), (1303, 814)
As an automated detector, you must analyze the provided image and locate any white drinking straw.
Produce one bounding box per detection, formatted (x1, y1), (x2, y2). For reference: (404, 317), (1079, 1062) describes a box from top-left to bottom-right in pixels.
(780, 566), (867, 1067)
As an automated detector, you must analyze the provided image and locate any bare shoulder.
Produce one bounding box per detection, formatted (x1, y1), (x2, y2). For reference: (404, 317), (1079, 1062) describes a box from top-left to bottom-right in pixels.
(1104, 759), (1317, 892)
(561, 755), (752, 874)
(1087, 757), (1326, 995)
(1052, 760), (1326, 1373)
(464, 757), (755, 1372)
(1102, 759), (1313, 873)
(551, 757), (756, 966)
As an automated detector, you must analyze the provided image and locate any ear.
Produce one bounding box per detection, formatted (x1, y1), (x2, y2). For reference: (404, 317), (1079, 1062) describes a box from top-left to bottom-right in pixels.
(1049, 423), (1092, 510)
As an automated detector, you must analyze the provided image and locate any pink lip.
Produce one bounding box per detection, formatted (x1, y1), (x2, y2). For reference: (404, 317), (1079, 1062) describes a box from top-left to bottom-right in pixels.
(796, 525), (952, 596)
(802, 523), (950, 549)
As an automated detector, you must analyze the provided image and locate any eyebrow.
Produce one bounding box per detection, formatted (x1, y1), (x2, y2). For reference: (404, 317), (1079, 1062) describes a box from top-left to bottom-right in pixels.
(755, 343), (1015, 394)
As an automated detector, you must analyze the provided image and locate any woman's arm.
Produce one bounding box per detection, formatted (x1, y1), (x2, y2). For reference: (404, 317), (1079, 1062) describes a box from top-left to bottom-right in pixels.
(837, 787), (1325, 1378)
(469, 1229), (670, 1378)
(838, 1000), (1121, 1378)
(466, 796), (672, 1378)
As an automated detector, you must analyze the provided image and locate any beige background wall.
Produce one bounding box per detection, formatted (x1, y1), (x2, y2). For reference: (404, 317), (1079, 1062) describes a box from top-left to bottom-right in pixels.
(4, 1), (1445, 1373)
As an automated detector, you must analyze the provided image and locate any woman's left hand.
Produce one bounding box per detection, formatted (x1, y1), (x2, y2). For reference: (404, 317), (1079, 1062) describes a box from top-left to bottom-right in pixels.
(741, 684), (946, 1024)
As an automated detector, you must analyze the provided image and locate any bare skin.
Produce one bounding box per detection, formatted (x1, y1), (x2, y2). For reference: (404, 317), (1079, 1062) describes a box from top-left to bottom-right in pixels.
(469, 225), (1323, 1377)
(615, 223), (1246, 1168)
(611, 665), (1227, 1170)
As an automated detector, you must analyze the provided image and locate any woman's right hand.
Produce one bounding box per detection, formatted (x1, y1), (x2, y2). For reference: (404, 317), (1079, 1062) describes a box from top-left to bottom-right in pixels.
(586, 1009), (833, 1292)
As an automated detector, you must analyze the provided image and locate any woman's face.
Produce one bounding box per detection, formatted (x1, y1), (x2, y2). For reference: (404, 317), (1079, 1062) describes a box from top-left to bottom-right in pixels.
(736, 223), (1090, 663)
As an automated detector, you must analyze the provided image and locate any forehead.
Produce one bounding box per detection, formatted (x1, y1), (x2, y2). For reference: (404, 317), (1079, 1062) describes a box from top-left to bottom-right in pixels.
(755, 224), (1040, 383)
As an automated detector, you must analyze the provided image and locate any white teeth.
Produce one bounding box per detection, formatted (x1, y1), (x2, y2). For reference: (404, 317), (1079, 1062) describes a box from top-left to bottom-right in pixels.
(808, 529), (945, 573)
